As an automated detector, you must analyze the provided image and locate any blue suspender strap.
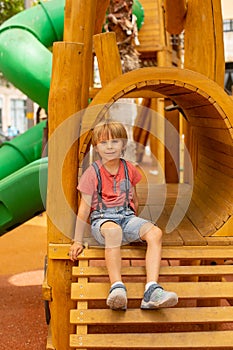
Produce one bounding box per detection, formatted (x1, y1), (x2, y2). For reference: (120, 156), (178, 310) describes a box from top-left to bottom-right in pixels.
(121, 159), (130, 208)
(92, 161), (103, 211)
(92, 159), (130, 211)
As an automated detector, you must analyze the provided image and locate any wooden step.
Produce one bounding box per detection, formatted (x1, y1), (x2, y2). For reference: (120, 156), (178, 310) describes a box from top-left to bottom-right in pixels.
(70, 331), (233, 349)
(71, 281), (233, 300)
(72, 264), (233, 277)
(69, 246), (233, 349)
(49, 244), (233, 260)
(70, 306), (233, 326)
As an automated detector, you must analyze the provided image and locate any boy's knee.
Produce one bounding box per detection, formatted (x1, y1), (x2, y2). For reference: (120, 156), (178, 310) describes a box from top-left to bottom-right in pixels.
(141, 224), (163, 243)
(101, 221), (122, 248)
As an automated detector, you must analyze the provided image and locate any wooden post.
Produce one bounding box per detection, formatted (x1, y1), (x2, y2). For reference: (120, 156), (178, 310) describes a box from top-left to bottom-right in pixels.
(94, 0), (110, 34)
(184, 0), (224, 87)
(163, 0), (187, 34)
(164, 99), (180, 183)
(154, 98), (165, 179)
(93, 32), (122, 87)
(64, 0), (97, 109)
(47, 41), (83, 350)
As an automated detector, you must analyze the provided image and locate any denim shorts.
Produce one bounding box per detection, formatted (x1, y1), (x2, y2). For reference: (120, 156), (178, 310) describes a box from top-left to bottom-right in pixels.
(90, 206), (153, 246)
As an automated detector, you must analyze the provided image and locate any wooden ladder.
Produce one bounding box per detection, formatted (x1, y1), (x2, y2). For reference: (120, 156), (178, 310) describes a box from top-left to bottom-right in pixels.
(69, 245), (233, 349)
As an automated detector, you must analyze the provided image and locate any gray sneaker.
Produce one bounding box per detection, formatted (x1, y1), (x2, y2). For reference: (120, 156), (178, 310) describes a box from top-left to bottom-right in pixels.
(141, 283), (178, 309)
(107, 284), (127, 310)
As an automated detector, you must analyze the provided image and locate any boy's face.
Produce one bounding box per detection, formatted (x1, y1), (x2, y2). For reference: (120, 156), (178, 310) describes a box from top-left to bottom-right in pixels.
(95, 136), (125, 163)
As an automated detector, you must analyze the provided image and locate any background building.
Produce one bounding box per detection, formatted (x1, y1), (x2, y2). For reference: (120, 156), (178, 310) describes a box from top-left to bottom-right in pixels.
(222, 0), (233, 93)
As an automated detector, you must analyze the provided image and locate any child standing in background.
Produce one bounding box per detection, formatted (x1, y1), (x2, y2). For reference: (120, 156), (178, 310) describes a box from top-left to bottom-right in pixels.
(69, 120), (178, 310)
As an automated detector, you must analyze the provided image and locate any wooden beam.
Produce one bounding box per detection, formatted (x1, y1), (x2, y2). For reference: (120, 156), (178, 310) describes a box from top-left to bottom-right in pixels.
(47, 41), (84, 350)
(163, 0), (187, 34)
(93, 32), (122, 87)
(64, 0), (97, 109)
(94, 0), (109, 34)
(184, 0), (225, 87)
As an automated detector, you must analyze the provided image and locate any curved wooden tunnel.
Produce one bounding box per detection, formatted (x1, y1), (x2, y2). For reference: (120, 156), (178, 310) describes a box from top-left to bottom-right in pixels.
(79, 67), (233, 238)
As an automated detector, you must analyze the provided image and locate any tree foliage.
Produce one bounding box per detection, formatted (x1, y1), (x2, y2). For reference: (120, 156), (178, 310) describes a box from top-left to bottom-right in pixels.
(0, 0), (24, 25)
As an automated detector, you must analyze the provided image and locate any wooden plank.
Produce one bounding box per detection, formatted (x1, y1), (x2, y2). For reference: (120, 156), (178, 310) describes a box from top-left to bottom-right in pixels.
(172, 92), (209, 109)
(200, 149), (233, 182)
(164, 0), (186, 34)
(71, 281), (233, 300)
(199, 154), (233, 178)
(195, 173), (233, 218)
(186, 200), (217, 236)
(190, 192), (224, 231)
(86, 68), (233, 129)
(193, 178), (230, 224)
(195, 126), (233, 146)
(191, 181), (226, 227)
(70, 331), (233, 348)
(137, 0), (163, 53)
(72, 265), (233, 278)
(74, 260), (89, 341)
(206, 236), (232, 245)
(198, 160), (233, 188)
(70, 306), (233, 325)
(137, 184), (171, 206)
(94, 0), (109, 34)
(63, 0), (97, 109)
(183, 0), (224, 86)
(49, 244), (233, 260)
(185, 103), (223, 119)
(198, 133), (233, 155)
(188, 116), (230, 129)
(93, 32), (122, 87)
(162, 231), (184, 246)
(47, 41), (85, 350)
(150, 207), (184, 246)
(46, 323), (55, 350)
(175, 215), (207, 246)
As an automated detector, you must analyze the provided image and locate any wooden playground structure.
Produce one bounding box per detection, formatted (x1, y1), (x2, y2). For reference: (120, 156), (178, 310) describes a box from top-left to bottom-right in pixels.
(43, 0), (233, 349)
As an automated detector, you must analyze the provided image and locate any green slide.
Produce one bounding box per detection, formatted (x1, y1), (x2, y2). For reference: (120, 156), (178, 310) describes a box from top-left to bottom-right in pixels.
(0, 0), (144, 235)
(0, 157), (48, 236)
(0, 0), (65, 109)
(0, 120), (47, 180)
(0, 121), (48, 236)
(0, 0), (144, 110)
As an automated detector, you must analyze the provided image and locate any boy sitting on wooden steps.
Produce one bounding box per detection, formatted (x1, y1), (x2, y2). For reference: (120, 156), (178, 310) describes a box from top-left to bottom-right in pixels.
(69, 120), (178, 310)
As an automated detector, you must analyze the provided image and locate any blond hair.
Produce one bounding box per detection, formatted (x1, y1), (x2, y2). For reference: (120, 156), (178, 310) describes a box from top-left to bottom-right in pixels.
(92, 121), (128, 147)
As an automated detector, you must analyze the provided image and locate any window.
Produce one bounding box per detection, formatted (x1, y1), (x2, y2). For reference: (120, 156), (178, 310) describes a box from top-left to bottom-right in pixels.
(10, 98), (26, 134)
(223, 19), (233, 32)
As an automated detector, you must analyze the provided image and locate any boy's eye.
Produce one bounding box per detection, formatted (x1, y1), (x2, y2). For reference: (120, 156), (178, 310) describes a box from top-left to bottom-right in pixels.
(112, 139), (119, 144)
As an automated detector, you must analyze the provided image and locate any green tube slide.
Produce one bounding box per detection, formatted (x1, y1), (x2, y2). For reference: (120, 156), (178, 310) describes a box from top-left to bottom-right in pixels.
(0, 121), (47, 236)
(0, 120), (47, 180)
(0, 157), (48, 236)
(0, 0), (144, 109)
(0, 0), (144, 235)
(0, 0), (65, 109)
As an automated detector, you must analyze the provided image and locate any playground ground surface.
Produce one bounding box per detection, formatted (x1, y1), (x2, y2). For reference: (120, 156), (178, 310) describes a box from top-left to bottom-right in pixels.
(0, 213), (48, 350)
(1, 196), (233, 349)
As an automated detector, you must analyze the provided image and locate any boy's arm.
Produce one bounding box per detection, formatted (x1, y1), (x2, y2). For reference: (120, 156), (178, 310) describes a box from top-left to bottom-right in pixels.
(69, 193), (91, 261)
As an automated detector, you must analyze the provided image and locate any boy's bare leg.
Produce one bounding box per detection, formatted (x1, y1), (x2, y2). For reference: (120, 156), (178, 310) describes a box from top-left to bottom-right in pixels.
(101, 221), (123, 283)
(101, 221), (127, 309)
(140, 224), (163, 283)
(140, 224), (178, 309)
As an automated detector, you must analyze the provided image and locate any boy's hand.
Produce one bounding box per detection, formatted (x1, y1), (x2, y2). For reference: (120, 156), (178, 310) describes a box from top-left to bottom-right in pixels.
(69, 242), (84, 261)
